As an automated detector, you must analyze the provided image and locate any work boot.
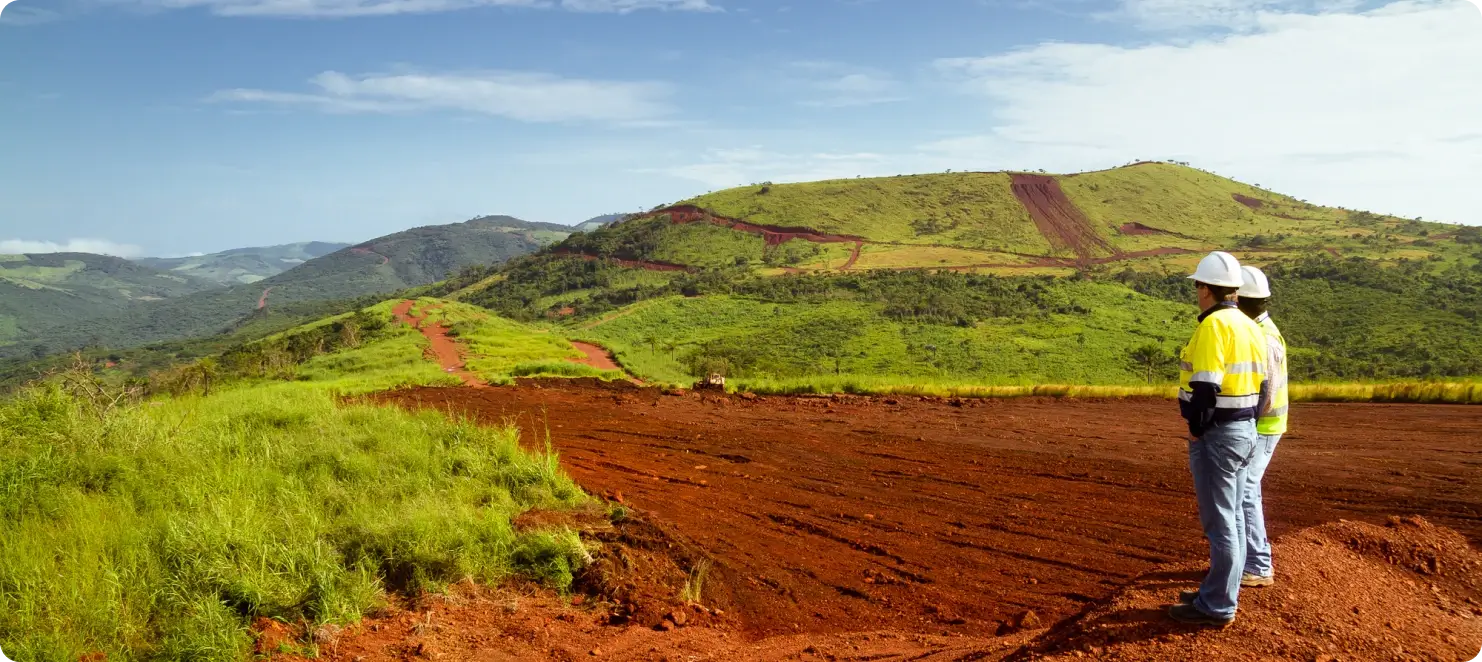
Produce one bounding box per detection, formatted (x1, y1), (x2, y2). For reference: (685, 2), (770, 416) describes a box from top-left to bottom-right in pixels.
(1179, 590), (1199, 604)
(1241, 573), (1274, 588)
(1167, 602), (1234, 627)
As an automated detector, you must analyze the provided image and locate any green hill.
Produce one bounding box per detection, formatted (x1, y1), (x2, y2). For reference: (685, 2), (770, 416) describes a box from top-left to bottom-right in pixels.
(442, 163), (1482, 388)
(3, 216), (577, 357)
(0, 253), (217, 348)
(134, 241), (349, 286)
(550, 162), (1475, 275)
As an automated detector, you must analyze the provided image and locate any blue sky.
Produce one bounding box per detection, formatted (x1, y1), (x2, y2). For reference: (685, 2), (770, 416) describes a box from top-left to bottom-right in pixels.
(1, 0), (1479, 257)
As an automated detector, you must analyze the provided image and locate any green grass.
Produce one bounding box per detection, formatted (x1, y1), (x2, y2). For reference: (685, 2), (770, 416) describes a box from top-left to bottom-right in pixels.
(401, 298), (614, 383)
(580, 282), (1195, 387)
(681, 172), (1050, 254)
(0, 381), (592, 661)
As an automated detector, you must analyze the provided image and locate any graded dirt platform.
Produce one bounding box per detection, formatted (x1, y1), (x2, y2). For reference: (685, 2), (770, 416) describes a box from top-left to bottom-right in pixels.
(344, 382), (1481, 660)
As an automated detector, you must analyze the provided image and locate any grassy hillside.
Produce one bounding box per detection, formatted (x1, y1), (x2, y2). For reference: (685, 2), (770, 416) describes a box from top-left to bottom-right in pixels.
(632, 163), (1478, 274)
(4, 216), (576, 358)
(0, 253), (217, 347)
(135, 241), (349, 286)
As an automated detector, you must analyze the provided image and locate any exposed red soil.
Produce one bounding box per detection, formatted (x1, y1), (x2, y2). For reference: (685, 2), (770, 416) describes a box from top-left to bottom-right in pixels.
(1010, 175), (1116, 263)
(568, 341), (624, 372)
(256, 286), (274, 310)
(390, 300), (484, 387)
(1016, 516), (1481, 661)
(364, 382), (1481, 654)
(1232, 194), (1265, 209)
(351, 245), (391, 265)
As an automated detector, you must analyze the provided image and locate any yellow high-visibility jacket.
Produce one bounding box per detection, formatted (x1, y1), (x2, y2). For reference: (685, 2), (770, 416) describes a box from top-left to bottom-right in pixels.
(1254, 312), (1289, 436)
(1178, 302), (1269, 437)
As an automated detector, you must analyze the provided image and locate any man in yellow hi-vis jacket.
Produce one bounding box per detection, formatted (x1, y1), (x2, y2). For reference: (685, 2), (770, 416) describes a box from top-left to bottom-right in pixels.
(1237, 265), (1287, 589)
(1169, 251), (1269, 627)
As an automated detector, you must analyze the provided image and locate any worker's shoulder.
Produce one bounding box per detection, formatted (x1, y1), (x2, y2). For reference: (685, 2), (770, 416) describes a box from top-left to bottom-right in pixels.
(1202, 307), (1259, 331)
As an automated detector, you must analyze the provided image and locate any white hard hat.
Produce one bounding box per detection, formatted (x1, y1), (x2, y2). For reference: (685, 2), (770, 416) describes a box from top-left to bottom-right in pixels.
(1238, 265), (1271, 299)
(1188, 251), (1244, 288)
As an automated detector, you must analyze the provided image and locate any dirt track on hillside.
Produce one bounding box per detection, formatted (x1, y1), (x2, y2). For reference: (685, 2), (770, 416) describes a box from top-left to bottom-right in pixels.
(370, 381), (1482, 644)
(1010, 175), (1115, 263)
(390, 300), (484, 387)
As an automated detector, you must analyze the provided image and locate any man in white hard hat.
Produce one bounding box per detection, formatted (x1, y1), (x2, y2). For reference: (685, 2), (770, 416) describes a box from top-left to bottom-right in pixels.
(1236, 265), (1287, 589)
(1169, 251), (1269, 627)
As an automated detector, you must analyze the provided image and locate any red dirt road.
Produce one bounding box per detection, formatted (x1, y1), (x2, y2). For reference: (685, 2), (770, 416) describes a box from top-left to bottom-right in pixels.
(390, 300), (484, 387)
(1010, 175), (1115, 263)
(372, 382), (1482, 642)
(256, 286), (274, 310)
(568, 341), (624, 372)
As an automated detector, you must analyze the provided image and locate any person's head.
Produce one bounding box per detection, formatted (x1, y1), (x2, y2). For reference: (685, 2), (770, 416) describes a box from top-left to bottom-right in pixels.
(1187, 251), (1244, 312)
(1196, 282), (1239, 311)
(1237, 265), (1272, 320)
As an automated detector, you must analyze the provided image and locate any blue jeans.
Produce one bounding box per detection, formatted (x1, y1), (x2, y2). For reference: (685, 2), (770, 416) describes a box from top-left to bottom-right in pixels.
(1242, 433), (1281, 578)
(1187, 419), (1259, 620)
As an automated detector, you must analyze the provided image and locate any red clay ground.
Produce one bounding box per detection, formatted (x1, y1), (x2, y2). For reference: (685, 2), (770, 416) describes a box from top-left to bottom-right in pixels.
(257, 286), (274, 310)
(1010, 175), (1116, 263)
(390, 300), (484, 387)
(348, 382), (1482, 659)
(568, 341), (624, 372)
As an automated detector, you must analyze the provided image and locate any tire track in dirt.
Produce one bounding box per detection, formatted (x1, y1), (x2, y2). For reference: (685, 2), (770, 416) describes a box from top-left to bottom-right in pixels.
(372, 383), (1482, 642)
(390, 300), (485, 388)
(1009, 174), (1115, 265)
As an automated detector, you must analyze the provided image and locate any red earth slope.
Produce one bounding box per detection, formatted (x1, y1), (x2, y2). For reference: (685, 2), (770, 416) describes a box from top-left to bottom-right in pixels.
(1009, 174), (1115, 263)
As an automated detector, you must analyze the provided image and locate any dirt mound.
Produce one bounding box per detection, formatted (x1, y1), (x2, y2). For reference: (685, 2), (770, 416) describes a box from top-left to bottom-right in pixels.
(1009, 516), (1482, 661)
(1232, 194), (1265, 209)
(1010, 174), (1115, 263)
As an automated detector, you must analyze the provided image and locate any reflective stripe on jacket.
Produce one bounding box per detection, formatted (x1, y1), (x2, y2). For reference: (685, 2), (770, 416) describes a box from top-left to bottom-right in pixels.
(1179, 303), (1269, 431)
(1255, 312), (1289, 435)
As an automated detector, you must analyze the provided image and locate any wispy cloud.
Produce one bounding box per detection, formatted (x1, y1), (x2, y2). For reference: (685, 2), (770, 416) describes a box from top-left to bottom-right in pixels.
(0, 238), (146, 257)
(209, 70), (675, 123)
(789, 61), (905, 108)
(933, 0), (1482, 223)
(130, 0), (717, 17)
(1108, 0), (1363, 30)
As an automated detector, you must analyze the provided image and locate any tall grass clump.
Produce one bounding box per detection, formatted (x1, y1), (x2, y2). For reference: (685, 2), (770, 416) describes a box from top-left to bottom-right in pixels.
(0, 381), (591, 661)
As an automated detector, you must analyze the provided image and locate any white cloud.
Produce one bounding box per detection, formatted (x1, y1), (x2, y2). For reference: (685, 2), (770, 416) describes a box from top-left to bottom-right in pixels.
(0, 239), (145, 257)
(788, 61), (905, 108)
(209, 70), (674, 123)
(134, 0), (716, 17)
(929, 0), (1482, 224)
(1111, 0), (1363, 30)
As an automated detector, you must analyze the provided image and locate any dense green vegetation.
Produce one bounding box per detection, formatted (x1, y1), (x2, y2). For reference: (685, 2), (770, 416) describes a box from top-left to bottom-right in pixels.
(0, 253), (217, 346)
(134, 241), (349, 286)
(3, 216), (573, 360)
(450, 245), (1482, 388)
(0, 369), (591, 661)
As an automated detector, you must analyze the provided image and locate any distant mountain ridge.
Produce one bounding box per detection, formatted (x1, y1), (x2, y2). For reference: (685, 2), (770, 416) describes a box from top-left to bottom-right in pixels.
(575, 213), (633, 233)
(2, 215), (579, 357)
(135, 241), (350, 286)
(0, 253), (217, 347)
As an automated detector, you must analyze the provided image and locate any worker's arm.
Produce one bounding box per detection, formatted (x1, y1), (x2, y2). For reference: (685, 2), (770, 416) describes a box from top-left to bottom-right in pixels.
(1181, 319), (1228, 439)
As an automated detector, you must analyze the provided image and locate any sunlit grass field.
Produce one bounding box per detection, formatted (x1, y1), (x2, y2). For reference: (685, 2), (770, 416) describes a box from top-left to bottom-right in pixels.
(0, 380), (592, 661)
